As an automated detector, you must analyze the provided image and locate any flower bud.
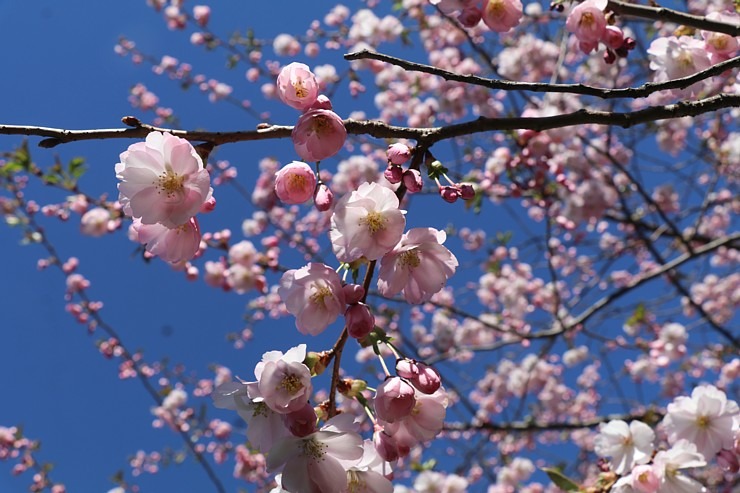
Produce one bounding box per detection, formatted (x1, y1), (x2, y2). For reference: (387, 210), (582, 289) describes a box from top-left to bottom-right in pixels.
(396, 359), (442, 394)
(274, 161), (317, 204)
(387, 143), (411, 165)
(374, 376), (416, 423)
(345, 303), (375, 339)
(458, 6), (482, 27)
(602, 25), (624, 49)
(199, 196), (217, 214)
(459, 183), (475, 200)
(717, 449), (739, 474)
(384, 165), (403, 184)
(284, 402), (318, 437)
(314, 183), (334, 212)
(440, 186), (460, 203)
(342, 283), (365, 305)
(309, 94), (333, 111)
(403, 169), (423, 193)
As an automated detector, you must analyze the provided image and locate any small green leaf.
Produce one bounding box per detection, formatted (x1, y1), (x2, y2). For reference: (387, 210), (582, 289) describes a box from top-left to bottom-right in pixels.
(68, 157), (86, 179)
(542, 467), (580, 492)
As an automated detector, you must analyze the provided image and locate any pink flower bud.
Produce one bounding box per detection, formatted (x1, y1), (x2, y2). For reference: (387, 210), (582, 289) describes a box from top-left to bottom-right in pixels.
(292, 109), (347, 162)
(403, 169), (423, 193)
(276, 62), (319, 112)
(459, 183), (475, 200)
(345, 303), (375, 339)
(192, 5), (211, 27)
(374, 428), (401, 462)
(384, 165), (404, 184)
(284, 401), (318, 438)
(481, 0), (523, 33)
(309, 94), (333, 111)
(387, 143), (411, 165)
(458, 6), (482, 27)
(274, 161), (317, 204)
(717, 449), (739, 474)
(199, 196), (217, 214)
(342, 283), (365, 304)
(440, 186), (460, 203)
(396, 359), (442, 394)
(314, 183), (334, 212)
(602, 25), (624, 49)
(374, 377), (416, 423)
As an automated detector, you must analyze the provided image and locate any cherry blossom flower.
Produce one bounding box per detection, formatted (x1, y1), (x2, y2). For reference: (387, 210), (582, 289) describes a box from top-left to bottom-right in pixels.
(80, 207), (113, 237)
(276, 62), (320, 112)
(380, 387), (448, 454)
(565, 0), (608, 53)
(481, 0), (523, 33)
(248, 345), (314, 415)
(647, 36), (711, 90)
(278, 263), (346, 335)
(274, 161), (317, 205)
(594, 419), (655, 475)
(662, 384), (739, 460)
(116, 131), (212, 228)
(374, 377), (417, 423)
(132, 216), (201, 263)
(377, 228), (458, 304)
(652, 440), (707, 493)
(267, 413), (364, 493)
(292, 108), (347, 162)
(330, 182), (406, 262)
(338, 441), (394, 493)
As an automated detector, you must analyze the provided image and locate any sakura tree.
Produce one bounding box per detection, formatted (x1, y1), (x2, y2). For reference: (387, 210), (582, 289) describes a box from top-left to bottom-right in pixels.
(0, 1), (738, 492)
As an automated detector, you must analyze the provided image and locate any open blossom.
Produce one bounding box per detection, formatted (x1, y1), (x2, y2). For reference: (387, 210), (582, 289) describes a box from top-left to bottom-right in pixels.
(278, 263), (346, 335)
(338, 441), (394, 493)
(377, 228), (458, 304)
(80, 207), (113, 237)
(653, 440), (707, 493)
(594, 419), (655, 475)
(274, 161), (317, 204)
(647, 36), (711, 85)
(565, 0), (607, 53)
(249, 344), (313, 415)
(481, 0), (523, 33)
(292, 108), (347, 162)
(116, 131), (212, 228)
(267, 413), (364, 493)
(662, 384), (739, 460)
(380, 387), (448, 455)
(276, 62), (319, 111)
(132, 216), (201, 263)
(330, 182), (406, 262)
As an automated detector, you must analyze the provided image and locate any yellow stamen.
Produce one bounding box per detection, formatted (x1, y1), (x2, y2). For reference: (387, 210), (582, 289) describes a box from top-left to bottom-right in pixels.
(360, 211), (387, 235)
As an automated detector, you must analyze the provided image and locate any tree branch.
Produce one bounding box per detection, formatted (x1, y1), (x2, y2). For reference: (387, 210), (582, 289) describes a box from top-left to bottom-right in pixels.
(607, 0), (740, 36)
(444, 410), (663, 433)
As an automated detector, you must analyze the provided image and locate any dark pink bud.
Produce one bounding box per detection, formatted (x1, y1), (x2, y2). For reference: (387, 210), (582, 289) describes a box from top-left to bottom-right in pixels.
(413, 363), (442, 394)
(345, 303), (375, 339)
(199, 196), (216, 214)
(604, 49), (617, 64)
(602, 25), (624, 50)
(403, 169), (423, 193)
(384, 165), (404, 184)
(458, 6), (482, 27)
(717, 449), (739, 474)
(314, 183), (334, 212)
(395, 358), (419, 379)
(284, 402), (318, 437)
(374, 376), (416, 423)
(374, 428), (400, 462)
(440, 186), (460, 203)
(309, 94), (333, 111)
(342, 283), (365, 305)
(459, 183), (475, 200)
(386, 143), (411, 165)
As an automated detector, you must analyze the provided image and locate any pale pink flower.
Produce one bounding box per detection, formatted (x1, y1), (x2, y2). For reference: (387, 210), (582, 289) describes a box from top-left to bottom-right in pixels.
(338, 441), (394, 493)
(652, 440), (707, 493)
(80, 207), (112, 237)
(627, 464), (661, 493)
(192, 5), (210, 27)
(377, 228), (458, 304)
(330, 182), (406, 262)
(133, 216), (201, 263)
(374, 377), (417, 423)
(481, 0), (523, 33)
(249, 344), (313, 415)
(292, 109), (347, 162)
(116, 131), (212, 228)
(276, 63), (320, 112)
(380, 387), (448, 453)
(267, 413), (364, 493)
(594, 419), (655, 475)
(565, 0), (608, 50)
(647, 36), (712, 87)
(662, 384), (739, 459)
(278, 263), (346, 335)
(701, 12), (740, 58)
(274, 161), (317, 205)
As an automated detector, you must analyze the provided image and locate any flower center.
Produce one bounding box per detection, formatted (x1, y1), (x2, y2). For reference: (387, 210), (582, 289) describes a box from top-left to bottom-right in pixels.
(311, 115), (332, 136)
(300, 438), (327, 460)
(251, 402), (269, 418)
(288, 173), (308, 192)
(398, 249), (421, 268)
(696, 415), (710, 429)
(360, 211), (387, 235)
(347, 470), (366, 493)
(278, 373), (304, 395)
(293, 79), (308, 99)
(579, 12), (595, 28)
(310, 284), (334, 307)
(155, 165), (186, 199)
(487, 0), (505, 15)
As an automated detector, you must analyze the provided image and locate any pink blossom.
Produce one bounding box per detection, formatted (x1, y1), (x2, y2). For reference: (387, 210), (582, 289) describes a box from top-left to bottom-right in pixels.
(250, 344), (313, 415)
(274, 161), (317, 204)
(276, 63), (320, 112)
(374, 377), (417, 423)
(267, 413), (364, 493)
(292, 109), (347, 162)
(593, 419), (655, 475)
(396, 359), (442, 394)
(387, 143), (411, 165)
(116, 131), (212, 228)
(662, 384), (739, 459)
(652, 440), (707, 493)
(338, 441), (394, 493)
(701, 12), (740, 59)
(647, 36), (711, 87)
(377, 228), (458, 304)
(192, 5), (210, 27)
(481, 0), (523, 33)
(330, 182), (407, 262)
(80, 207), (112, 237)
(278, 263), (346, 335)
(345, 303), (375, 339)
(314, 182), (334, 212)
(380, 387), (448, 453)
(565, 0), (608, 51)
(133, 216), (201, 263)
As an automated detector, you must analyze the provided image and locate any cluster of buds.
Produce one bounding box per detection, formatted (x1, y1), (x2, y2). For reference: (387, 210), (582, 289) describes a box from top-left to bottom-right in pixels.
(426, 158), (476, 203)
(342, 283), (375, 339)
(384, 143), (423, 194)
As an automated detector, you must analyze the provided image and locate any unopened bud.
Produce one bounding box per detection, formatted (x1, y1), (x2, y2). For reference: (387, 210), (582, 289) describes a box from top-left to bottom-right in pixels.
(384, 165), (403, 184)
(440, 186), (460, 203)
(403, 169), (423, 193)
(314, 183), (334, 212)
(386, 143), (411, 165)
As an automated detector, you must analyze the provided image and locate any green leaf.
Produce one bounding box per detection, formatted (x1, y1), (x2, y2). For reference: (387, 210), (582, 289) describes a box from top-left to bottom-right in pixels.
(68, 157), (86, 179)
(542, 467), (580, 492)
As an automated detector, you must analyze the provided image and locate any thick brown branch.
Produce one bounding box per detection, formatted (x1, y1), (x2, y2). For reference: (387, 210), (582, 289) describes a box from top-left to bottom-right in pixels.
(2, 94), (738, 150)
(607, 0), (740, 36)
(345, 50), (740, 100)
(445, 410), (663, 433)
